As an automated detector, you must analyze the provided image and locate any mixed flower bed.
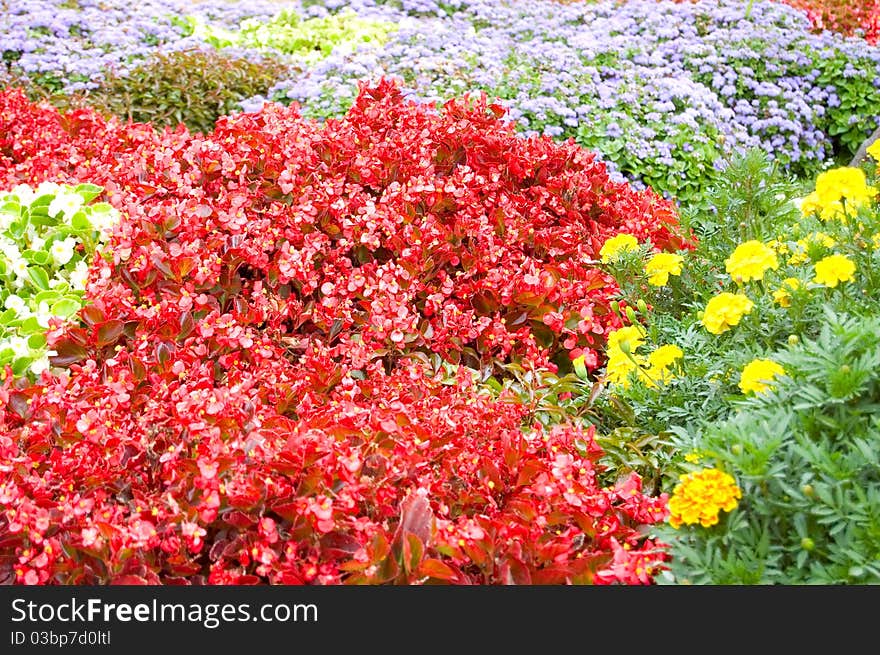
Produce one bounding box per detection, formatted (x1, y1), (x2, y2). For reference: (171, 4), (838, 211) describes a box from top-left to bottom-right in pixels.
(1, 0), (879, 585)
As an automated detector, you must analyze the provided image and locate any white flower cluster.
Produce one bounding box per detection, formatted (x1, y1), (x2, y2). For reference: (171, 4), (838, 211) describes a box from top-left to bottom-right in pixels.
(0, 181), (120, 377)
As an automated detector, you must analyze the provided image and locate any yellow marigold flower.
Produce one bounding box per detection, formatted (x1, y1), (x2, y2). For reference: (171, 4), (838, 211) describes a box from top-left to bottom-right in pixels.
(668, 467), (742, 529)
(605, 350), (640, 387)
(683, 452), (701, 463)
(738, 358), (786, 395)
(600, 233), (639, 263)
(638, 344), (684, 387)
(725, 240), (778, 283)
(798, 191), (822, 218)
(806, 232), (836, 248)
(813, 254), (856, 288)
(701, 292), (754, 335)
(804, 167), (877, 221)
(772, 277), (801, 307)
(606, 325), (646, 353)
(788, 249), (809, 265)
(647, 344), (683, 370)
(644, 252), (684, 287)
(868, 139), (880, 162)
(767, 239), (789, 255)
(604, 325), (647, 388)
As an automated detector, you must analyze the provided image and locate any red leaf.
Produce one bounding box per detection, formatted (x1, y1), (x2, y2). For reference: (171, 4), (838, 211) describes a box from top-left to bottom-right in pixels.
(49, 339), (88, 367)
(418, 558), (458, 582)
(110, 574), (149, 585)
(96, 320), (125, 346)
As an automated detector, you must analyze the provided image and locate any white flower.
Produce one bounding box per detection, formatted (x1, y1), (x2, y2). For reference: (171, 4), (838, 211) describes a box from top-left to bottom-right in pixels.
(35, 181), (61, 197)
(9, 336), (30, 359)
(30, 355), (51, 376)
(69, 260), (89, 290)
(0, 239), (21, 262)
(50, 237), (77, 266)
(3, 294), (26, 315)
(29, 235), (45, 251)
(48, 191), (84, 219)
(88, 206), (120, 238)
(35, 301), (54, 328)
(10, 258), (29, 281)
(11, 184), (36, 205)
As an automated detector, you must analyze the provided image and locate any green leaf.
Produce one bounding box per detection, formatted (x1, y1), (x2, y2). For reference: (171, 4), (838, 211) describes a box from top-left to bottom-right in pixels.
(50, 297), (81, 319)
(27, 333), (47, 349)
(19, 317), (43, 335)
(27, 266), (50, 290)
(74, 183), (103, 203)
(70, 212), (93, 231)
(23, 249), (50, 266)
(0, 308), (16, 325)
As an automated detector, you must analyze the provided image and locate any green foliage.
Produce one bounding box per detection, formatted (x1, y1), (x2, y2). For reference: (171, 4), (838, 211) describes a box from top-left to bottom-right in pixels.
(655, 311), (880, 584)
(80, 48), (289, 134)
(0, 182), (118, 378)
(185, 9), (397, 64)
(581, 147), (880, 583)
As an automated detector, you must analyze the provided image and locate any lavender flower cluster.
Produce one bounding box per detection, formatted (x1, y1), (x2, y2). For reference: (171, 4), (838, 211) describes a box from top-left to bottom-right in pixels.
(0, 0), (303, 93)
(256, 0), (880, 200)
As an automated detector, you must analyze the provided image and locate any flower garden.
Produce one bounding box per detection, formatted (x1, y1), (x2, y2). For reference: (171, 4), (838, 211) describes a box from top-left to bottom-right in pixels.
(0, 0), (879, 585)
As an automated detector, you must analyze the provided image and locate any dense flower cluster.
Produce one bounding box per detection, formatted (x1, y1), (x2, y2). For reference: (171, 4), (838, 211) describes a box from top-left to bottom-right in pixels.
(259, 0), (880, 199)
(0, 81), (682, 584)
(780, 0), (880, 43)
(0, 0), (289, 93)
(185, 8), (397, 64)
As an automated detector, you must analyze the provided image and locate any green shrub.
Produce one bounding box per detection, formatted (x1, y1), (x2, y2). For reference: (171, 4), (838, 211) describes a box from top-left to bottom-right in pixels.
(80, 48), (289, 133)
(579, 147), (880, 583)
(654, 311), (880, 584)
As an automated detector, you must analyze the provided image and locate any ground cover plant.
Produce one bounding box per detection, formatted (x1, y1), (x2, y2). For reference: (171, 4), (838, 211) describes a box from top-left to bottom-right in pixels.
(1, 0), (879, 586)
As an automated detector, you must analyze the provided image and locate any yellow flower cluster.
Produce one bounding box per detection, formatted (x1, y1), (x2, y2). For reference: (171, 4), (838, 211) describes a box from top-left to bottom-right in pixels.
(668, 468), (742, 529)
(599, 233), (639, 263)
(701, 292), (754, 335)
(604, 325), (683, 388)
(813, 253), (855, 287)
(799, 167), (876, 221)
(868, 139), (880, 162)
(739, 358), (786, 395)
(787, 231), (837, 265)
(772, 277), (801, 307)
(725, 240), (778, 283)
(645, 252), (684, 286)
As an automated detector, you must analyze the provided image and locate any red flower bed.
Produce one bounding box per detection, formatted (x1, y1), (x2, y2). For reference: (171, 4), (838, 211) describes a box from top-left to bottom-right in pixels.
(780, 0), (880, 43)
(0, 81), (684, 584)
